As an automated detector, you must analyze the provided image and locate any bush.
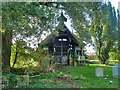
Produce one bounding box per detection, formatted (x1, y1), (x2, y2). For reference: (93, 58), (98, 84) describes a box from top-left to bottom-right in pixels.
(109, 52), (119, 60)
(7, 73), (17, 88)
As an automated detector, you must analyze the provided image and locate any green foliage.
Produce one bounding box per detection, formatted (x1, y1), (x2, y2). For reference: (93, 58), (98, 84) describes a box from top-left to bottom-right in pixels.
(2, 2), (59, 69)
(109, 52), (119, 60)
(32, 47), (52, 72)
(83, 50), (89, 59)
(100, 46), (110, 64)
(88, 55), (98, 60)
(7, 73), (17, 88)
(10, 40), (37, 68)
(89, 3), (104, 63)
(89, 2), (118, 64)
(62, 2), (91, 43)
(109, 40), (119, 61)
(2, 2), (118, 69)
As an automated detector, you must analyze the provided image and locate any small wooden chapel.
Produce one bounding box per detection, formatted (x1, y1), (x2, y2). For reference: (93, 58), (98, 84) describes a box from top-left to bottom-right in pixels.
(40, 13), (84, 65)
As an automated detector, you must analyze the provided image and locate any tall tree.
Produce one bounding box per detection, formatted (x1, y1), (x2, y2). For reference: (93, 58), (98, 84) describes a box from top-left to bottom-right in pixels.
(89, 2), (118, 64)
(100, 2), (117, 64)
(118, 8), (120, 61)
(2, 2), (58, 70)
(89, 2), (103, 63)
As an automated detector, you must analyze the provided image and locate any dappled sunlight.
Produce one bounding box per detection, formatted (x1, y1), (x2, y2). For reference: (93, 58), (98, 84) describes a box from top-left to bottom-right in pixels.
(89, 64), (115, 68)
(11, 59), (38, 69)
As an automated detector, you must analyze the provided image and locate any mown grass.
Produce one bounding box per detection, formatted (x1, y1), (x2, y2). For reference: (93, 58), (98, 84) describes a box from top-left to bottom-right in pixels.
(2, 64), (119, 88)
(58, 64), (118, 88)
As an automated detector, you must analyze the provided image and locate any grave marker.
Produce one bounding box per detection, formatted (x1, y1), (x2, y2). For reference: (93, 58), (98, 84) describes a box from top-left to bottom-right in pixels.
(112, 63), (120, 78)
(95, 68), (103, 78)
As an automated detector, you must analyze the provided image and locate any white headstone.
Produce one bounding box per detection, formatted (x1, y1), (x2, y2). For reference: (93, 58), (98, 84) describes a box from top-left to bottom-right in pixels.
(112, 63), (120, 78)
(112, 67), (118, 78)
(95, 68), (103, 77)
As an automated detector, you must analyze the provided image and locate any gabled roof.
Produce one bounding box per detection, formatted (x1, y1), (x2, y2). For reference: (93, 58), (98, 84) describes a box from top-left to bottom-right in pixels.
(40, 12), (83, 47)
(40, 25), (83, 47)
(40, 33), (56, 47)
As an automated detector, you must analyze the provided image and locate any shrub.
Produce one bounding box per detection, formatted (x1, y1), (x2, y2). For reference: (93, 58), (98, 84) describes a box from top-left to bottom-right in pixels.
(7, 73), (17, 88)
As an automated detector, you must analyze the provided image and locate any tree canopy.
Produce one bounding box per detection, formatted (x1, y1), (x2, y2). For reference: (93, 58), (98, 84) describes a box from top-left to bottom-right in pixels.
(1, 2), (118, 70)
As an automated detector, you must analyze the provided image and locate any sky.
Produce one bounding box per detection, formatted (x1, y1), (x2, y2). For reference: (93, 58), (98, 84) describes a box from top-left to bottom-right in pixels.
(109, 0), (120, 10)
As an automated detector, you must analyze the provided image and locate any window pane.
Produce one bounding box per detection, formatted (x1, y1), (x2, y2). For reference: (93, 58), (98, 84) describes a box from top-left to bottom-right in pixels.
(63, 39), (67, 41)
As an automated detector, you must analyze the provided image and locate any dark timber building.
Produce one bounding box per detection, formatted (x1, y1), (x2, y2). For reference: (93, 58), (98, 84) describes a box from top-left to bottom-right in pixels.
(40, 13), (84, 65)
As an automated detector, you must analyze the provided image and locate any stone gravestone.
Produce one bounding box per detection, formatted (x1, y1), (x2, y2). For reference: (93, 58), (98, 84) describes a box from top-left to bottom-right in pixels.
(95, 68), (103, 78)
(112, 63), (120, 78)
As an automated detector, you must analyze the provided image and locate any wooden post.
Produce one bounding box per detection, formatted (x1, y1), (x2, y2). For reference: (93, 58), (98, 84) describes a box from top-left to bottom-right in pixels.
(61, 39), (63, 66)
(67, 49), (70, 65)
(48, 59), (50, 69)
(73, 60), (75, 66)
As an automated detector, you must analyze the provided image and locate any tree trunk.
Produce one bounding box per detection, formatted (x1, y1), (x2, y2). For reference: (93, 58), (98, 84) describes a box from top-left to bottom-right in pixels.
(12, 44), (18, 68)
(98, 36), (103, 64)
(2, 30), (12, 71)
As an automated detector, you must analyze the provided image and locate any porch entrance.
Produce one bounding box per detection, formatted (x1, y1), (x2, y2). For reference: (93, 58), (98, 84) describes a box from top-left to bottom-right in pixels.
(54, 37), (70, 65)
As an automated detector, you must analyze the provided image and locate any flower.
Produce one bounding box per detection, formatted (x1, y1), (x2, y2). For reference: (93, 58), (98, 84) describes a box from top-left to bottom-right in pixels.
(109, 80), (113, 83)
(106, 75), (108, 77)
(104, 78), (107, 80)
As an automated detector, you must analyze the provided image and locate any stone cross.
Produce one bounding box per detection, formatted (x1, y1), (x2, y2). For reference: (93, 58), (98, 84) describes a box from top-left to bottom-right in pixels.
(95, 68), (103, 78)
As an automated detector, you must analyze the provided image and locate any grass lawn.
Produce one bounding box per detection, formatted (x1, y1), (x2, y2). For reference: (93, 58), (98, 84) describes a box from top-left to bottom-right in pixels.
(55, 64), (119, 88)
(2, 64), (119, 88)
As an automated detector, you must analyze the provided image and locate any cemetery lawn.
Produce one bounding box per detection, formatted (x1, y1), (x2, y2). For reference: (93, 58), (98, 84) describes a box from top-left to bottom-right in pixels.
(2, 64), (119, 88)
(27, 64), (118, 88)
(58, 64), (118, 88)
